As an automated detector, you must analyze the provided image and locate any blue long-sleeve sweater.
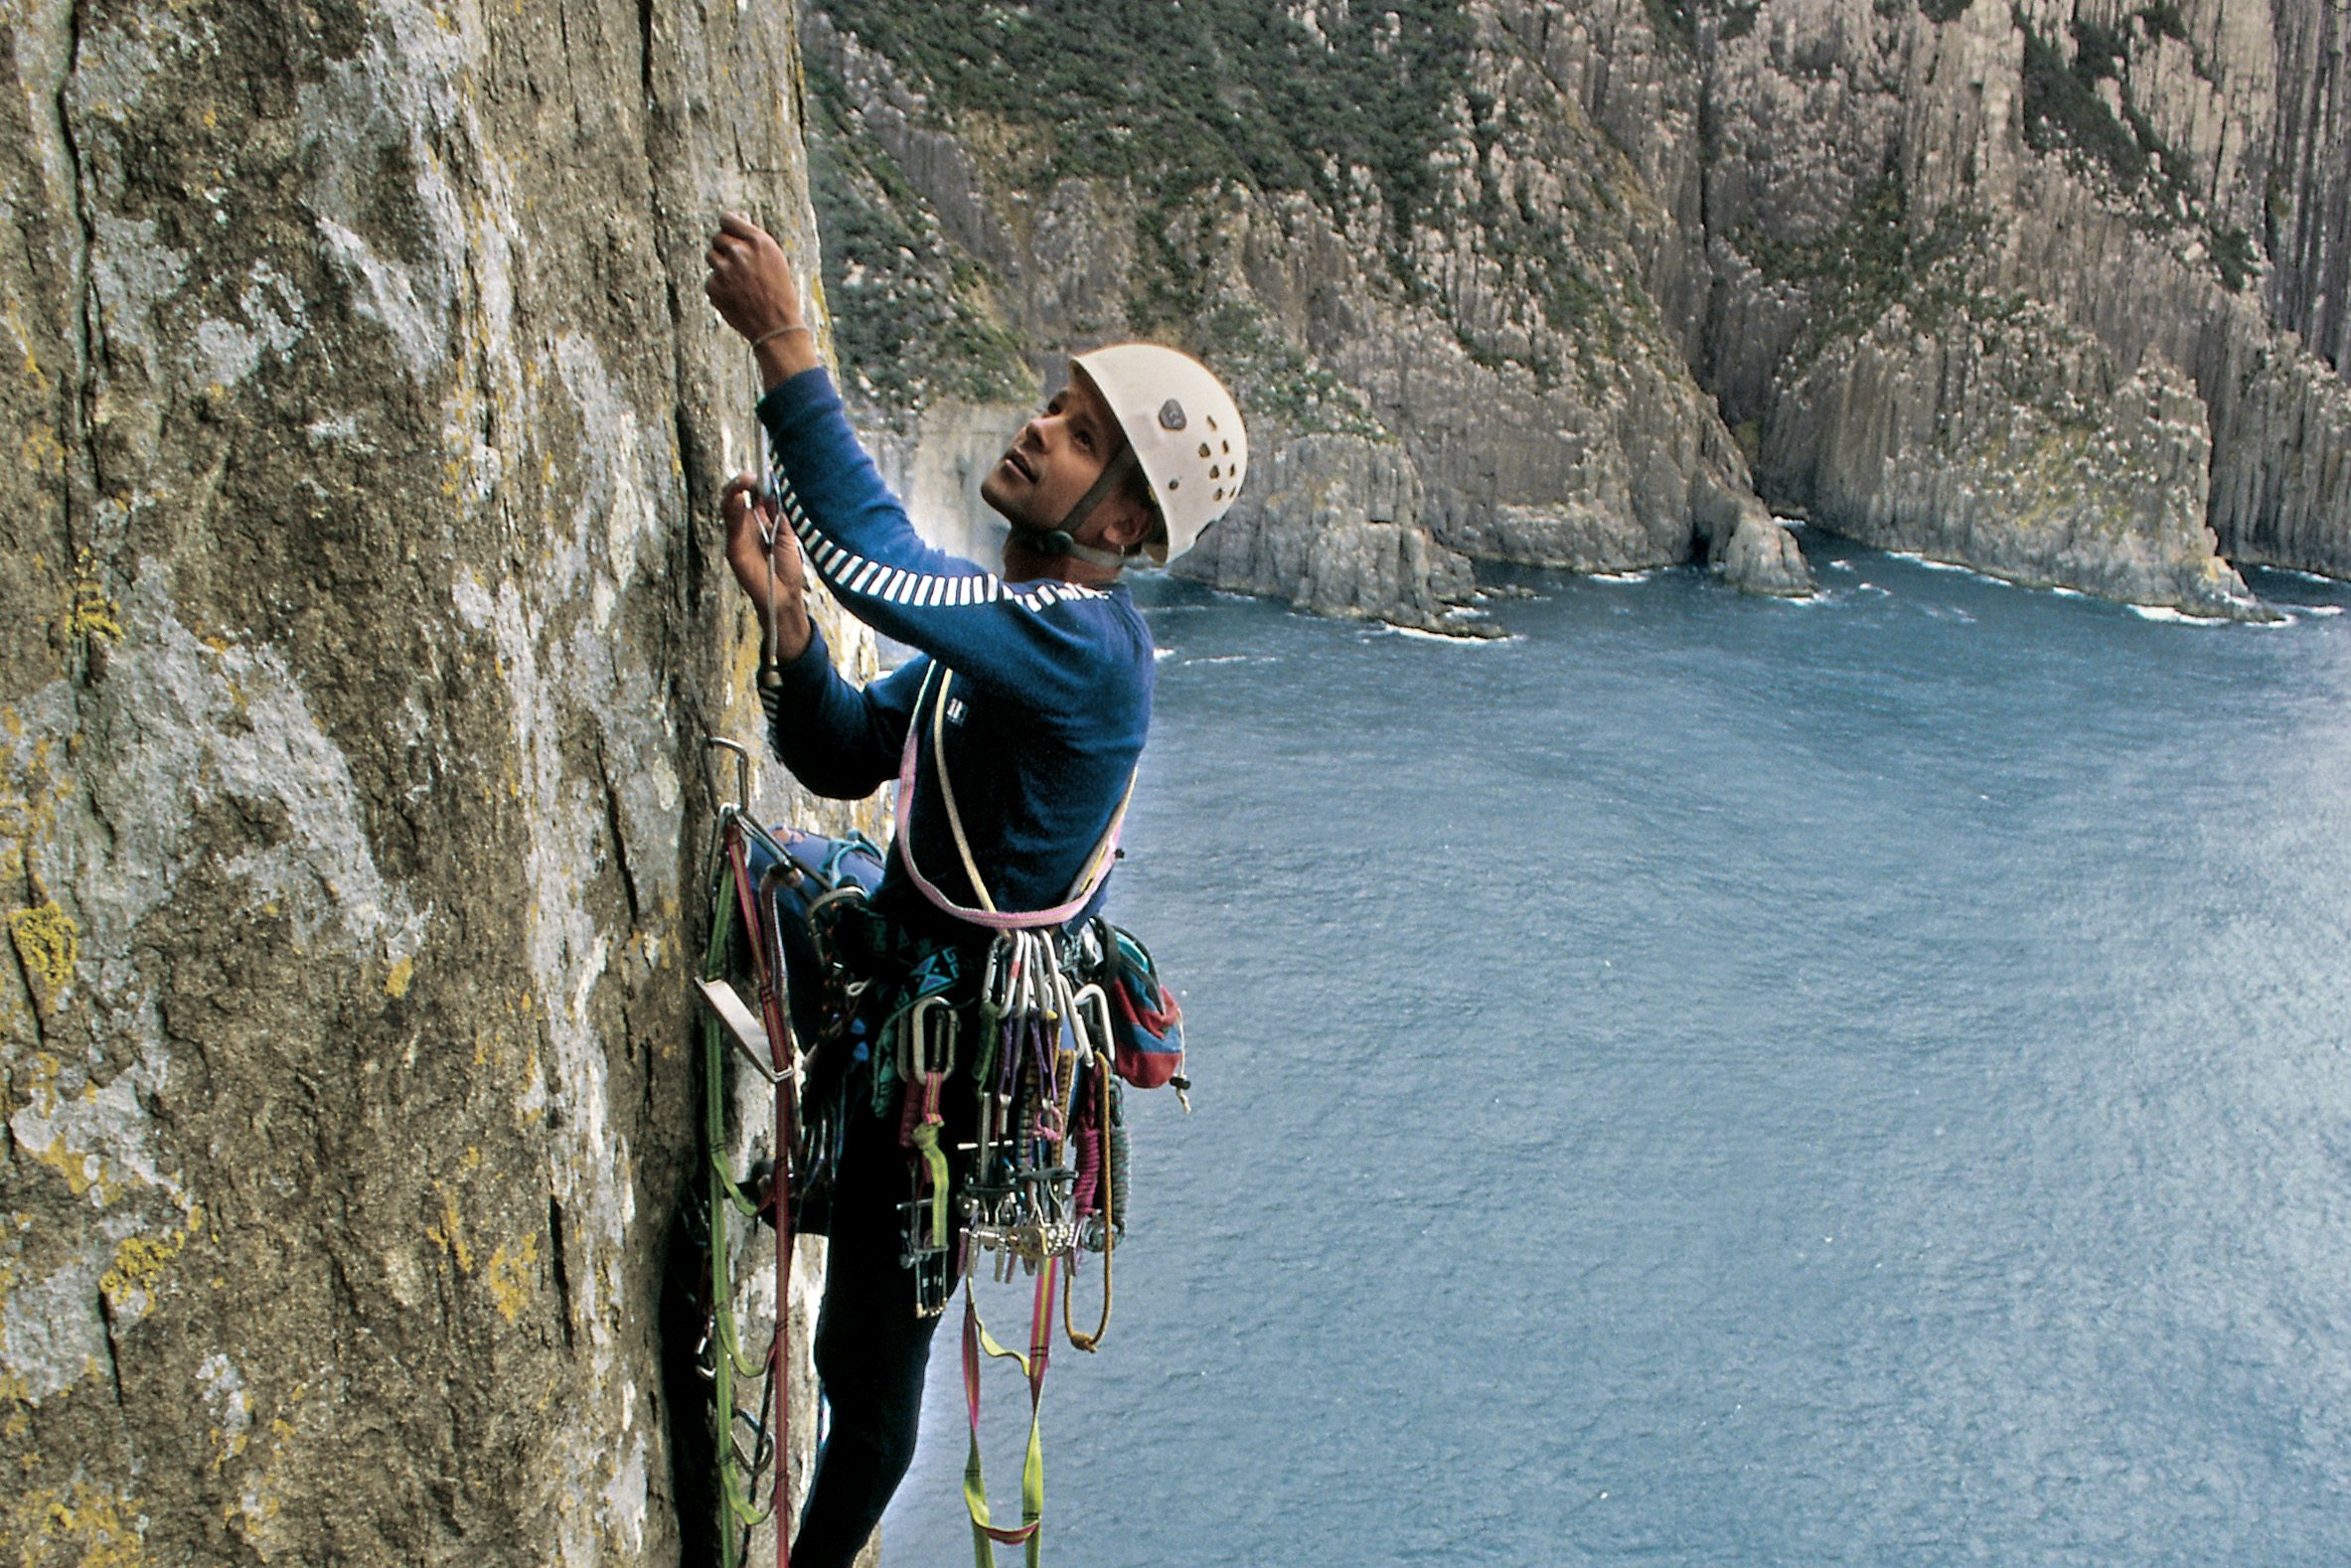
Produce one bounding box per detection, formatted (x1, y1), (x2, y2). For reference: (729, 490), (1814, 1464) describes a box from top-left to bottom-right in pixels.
(754, 368), (1154, 940)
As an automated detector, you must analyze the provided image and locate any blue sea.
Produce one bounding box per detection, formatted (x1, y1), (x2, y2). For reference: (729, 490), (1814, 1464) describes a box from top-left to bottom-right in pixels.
(880, 543), (2351, 1566)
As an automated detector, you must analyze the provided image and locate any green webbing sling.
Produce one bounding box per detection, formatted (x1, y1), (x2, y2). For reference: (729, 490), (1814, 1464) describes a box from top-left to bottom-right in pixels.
(961, 1265), (1055, 1568)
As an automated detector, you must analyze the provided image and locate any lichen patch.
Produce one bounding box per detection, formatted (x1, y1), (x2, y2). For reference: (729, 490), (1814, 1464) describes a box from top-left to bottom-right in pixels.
(63, 553), (123, 645)
(6, 1481), (148, 1568)
(486, 1231), (539, 1323)
(7, 901), (78, 997)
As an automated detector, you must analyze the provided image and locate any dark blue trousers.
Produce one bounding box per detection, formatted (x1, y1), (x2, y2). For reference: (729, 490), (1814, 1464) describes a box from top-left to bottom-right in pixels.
(789, 1088), (965, 1567)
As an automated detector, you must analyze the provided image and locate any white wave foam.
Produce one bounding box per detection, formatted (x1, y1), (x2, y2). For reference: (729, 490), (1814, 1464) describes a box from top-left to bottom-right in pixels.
(1888, 551), (2015, 587)
(2247, 606), (2337, 629)
(1376, 623), (1519, 645)
(1189, 653), (1253, 665)
(2127, 604), (2226, 627)
(1592, 569), (1655, 583)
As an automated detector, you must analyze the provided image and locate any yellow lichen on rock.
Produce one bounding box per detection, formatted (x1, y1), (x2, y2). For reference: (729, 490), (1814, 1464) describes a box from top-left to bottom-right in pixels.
(487, 1231), (540, 1323)
(21, 423), (65, 475)
(99, 1205), (204, 1317)
(385, 954), (414, 999)
(7, 1481), (148, 1567)
(223, 1383), (308, 1552)
(11, 1054), (114, 1201)
(5, 297), (47, 392)
(8, 901), (78, 995)
(62, 553), (122, 645)
(425, 1181), (473, 1273)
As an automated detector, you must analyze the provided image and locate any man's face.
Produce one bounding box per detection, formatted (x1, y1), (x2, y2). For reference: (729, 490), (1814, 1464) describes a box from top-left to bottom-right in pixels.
(981, 374), (1126, 544)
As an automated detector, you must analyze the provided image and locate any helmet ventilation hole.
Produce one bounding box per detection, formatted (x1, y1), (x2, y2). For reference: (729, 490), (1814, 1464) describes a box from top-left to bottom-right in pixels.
(1209, 465), (1220, 479)
(1167, 478), (1179, 490)
(1197, 442), (1211, 458)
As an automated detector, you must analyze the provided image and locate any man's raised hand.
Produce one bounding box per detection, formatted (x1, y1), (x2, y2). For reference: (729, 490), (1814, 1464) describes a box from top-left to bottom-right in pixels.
(705, 213), (820, 389)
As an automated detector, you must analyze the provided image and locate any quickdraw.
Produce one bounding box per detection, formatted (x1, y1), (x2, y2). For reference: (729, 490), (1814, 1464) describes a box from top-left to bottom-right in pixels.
(895, 995), (961, 1318)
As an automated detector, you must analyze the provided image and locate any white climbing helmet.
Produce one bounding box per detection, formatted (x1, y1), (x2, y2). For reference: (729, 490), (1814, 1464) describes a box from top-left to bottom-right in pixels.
(1071, 343), (1248, 562)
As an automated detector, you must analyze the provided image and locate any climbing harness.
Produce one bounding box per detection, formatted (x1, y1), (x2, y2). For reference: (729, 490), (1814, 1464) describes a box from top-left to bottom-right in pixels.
(887, 665), (1185, 1567)
(891, 665), (1134, 932)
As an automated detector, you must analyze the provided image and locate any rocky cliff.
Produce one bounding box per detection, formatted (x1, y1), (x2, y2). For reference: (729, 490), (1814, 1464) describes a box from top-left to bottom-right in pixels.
(1676, 0), (2351, 612)
(801, 0), (2350, 622)
(801, 0), (1814, 626)
(1, 3), (869, 1563)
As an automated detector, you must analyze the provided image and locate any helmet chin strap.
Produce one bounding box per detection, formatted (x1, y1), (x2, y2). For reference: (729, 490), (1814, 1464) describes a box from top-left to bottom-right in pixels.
(1014, 446), (1141, 570)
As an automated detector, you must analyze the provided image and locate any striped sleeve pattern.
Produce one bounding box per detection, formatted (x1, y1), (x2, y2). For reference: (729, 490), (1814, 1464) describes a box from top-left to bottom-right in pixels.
(768, 455), (1105, 618)
(756, 669), (783, 731)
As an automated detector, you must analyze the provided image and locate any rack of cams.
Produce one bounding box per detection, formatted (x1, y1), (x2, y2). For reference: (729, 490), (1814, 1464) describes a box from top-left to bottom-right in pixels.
(690, 741), (1145, 1558)
(938, 928), (1130, 1328)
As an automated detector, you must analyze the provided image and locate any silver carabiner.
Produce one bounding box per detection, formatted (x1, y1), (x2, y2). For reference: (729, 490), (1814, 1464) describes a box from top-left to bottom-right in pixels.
(705, 736), (752, 821)
(896, 994), (960, 1082)
(1068, 982), (1114, 1071)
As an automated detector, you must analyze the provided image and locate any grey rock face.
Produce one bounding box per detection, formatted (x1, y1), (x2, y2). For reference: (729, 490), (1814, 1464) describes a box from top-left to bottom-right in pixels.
(861, 398), (1030, 570)
(1694, 480), (1816, 598)
(2260, 0), (2351, 380)
(1771, 308), (2272, 616)
(1176, 434), (1489, 632)
(1688, 0), (2350, 590)
(2206, 324), (2351, 578)
(0, 3), (871, 1562)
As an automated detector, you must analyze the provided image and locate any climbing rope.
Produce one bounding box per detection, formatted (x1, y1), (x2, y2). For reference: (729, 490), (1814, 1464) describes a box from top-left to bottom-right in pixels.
(696, 738), (817, 1568)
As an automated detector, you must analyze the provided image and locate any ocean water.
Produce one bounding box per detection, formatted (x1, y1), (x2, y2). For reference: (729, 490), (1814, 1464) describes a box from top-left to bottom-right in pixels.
(878, 544), (2351, 1567)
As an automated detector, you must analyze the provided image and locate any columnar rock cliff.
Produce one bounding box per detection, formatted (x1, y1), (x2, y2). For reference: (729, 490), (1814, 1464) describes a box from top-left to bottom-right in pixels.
(802, 0), (2350, 622)
(0, 3), (870, 1562)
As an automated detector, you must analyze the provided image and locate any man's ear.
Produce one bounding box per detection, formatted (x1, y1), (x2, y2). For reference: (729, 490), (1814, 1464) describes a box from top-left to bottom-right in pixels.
(1092, 493), (1156, 554)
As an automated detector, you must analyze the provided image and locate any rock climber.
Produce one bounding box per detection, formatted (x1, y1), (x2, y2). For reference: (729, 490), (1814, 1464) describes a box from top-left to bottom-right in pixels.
(701, 210), (1245, 1567)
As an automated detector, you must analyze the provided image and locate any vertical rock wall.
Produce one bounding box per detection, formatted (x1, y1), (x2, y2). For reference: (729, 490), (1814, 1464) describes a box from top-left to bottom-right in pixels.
(1682, 0), (2351, 589)
(1178, 433), (1483, 631)
(2264, 0), (2349, 376)
(0, 2), (867, 1562)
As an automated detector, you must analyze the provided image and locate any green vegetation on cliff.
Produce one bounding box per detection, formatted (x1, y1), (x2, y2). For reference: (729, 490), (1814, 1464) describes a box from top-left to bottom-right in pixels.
(1738, 175), (2012, 356)
(818, 0), (1474, 284)
(2013, 8), (2258, 291)
(806, 65), (1035, 418)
